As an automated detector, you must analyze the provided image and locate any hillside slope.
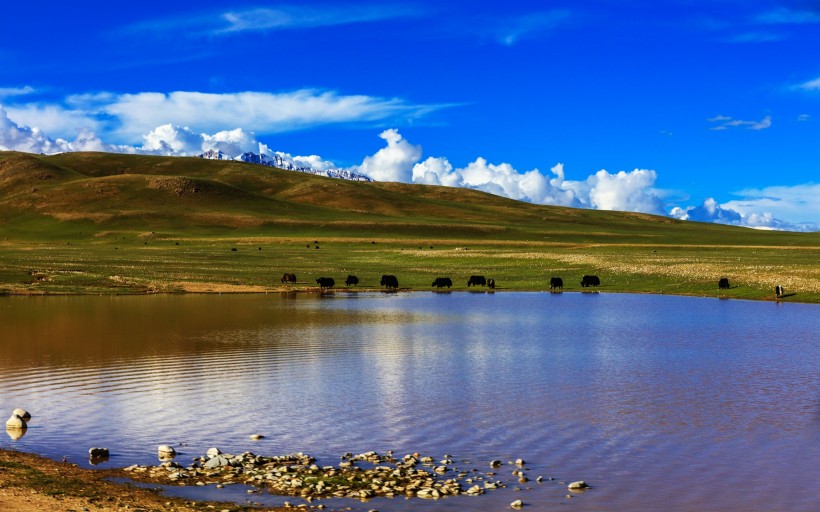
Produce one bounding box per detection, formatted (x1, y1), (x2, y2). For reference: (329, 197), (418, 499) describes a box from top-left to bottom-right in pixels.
(1, 151), (818, 301)
(0, 150), (812, 243)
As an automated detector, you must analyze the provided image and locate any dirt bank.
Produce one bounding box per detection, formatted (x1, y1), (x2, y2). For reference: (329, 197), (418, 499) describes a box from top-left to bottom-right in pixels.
(0, 449), (286, 512)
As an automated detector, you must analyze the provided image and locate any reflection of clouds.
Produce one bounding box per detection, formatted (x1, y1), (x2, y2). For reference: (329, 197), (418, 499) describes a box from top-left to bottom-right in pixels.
(2, 291), (817, 487)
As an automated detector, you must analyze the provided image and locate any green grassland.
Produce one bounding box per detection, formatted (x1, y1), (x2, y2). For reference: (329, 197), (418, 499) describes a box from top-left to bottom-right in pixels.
(1, 150), (819, 302)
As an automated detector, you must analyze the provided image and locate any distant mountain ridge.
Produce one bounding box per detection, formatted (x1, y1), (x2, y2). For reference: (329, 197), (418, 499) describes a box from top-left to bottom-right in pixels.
(198, 149), (373, 182)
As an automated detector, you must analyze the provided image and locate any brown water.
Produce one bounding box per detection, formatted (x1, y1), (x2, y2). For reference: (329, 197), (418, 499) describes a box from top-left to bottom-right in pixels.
(1, 292), (817, 511)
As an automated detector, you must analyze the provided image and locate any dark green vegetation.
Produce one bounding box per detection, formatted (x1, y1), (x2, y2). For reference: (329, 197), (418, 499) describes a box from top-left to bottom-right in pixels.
(2, 151), (818, 302)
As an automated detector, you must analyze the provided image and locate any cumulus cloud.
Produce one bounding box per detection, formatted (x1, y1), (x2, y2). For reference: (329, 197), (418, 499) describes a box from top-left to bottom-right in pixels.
(708, 114), (772, 130)
(360, 130), (663, 213)
(585, 169), (664, 213)
(670, 198), (742, 224)
(3, 103), (104, 138)
(355, 129), (422, 182)
(1, 106), (71, 154)
(2, 107), (816, 231)
(724, 183), (820, 230)
(670, 185), (820, 231)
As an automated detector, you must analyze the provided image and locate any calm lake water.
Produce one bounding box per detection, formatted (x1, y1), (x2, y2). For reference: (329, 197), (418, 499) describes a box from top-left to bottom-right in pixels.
(1, 292), (817, 511)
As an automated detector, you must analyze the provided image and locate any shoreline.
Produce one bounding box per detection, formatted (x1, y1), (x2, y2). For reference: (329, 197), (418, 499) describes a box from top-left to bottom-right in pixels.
(0, 286), (810, 304)
(0, 448), (288, 512)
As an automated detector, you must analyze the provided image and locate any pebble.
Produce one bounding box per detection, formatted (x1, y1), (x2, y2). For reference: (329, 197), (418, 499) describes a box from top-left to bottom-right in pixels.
(249, 434), (265, 440)
(511, 499), (524, 508)
(134, 449), (526, 502)
(568, 480), (589, 490)
(158, 445), (177, 459)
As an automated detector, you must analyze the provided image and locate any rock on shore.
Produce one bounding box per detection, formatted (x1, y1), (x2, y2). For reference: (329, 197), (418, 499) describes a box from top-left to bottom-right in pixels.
(124, 450), (513, 501)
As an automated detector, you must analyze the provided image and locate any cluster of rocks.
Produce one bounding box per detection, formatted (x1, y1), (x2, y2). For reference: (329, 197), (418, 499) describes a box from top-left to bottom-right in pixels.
(124, 449), (522, 501)
(5, 408), (30, 440)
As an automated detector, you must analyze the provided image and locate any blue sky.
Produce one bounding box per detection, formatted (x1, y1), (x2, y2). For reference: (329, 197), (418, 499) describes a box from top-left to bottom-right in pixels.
(1, 1), (819, 230)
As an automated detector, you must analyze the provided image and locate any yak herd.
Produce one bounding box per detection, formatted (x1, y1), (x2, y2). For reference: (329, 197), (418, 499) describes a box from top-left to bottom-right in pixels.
(280, 273), (602, 291)
(280, 272), (786, 298)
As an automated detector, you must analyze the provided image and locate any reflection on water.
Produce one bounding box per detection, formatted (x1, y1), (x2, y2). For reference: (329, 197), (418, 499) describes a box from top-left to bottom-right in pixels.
(6, 426), (26, 441)
(0, 292), (818, 512)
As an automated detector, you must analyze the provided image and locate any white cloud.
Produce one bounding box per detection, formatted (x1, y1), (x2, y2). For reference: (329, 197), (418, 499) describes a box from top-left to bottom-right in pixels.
(586, 169), (664, 214)
(724, 183), (820, 228)
(217, 6), (419, 35)
(383, 132), (659, 213)
(285, 153), (337, 171)
(2, 107), (816, 232)
(354, 129), (422, 182)
(412, 156), (460, 187)
(3, 103), (103, 139)
(496, 10), (572, 45)
(0, 106), (128, 155)
(97, 90), (439, 141)
(0, 86), (35, 98)
(122, 5), (421, 38)
(671, 186), (820, 231)
(671, 198), (742, 224)
(0, 106), (71, 154)
(796, 77), (820, 91)
(0, 108), (315, 163)
(708, 114), (772, 130)
(756, 8), (820, 24)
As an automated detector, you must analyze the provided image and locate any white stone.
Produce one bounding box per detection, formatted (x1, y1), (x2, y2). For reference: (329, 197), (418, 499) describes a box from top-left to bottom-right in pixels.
(511, 499), (524, 508)
(206, 447), (221, 458)
(12, 409), (31, 422)
(158, 445), (177, 458)
(5, 414), (25, 429)
(568, 480), (589, 490)
(249, 434), (264, 440)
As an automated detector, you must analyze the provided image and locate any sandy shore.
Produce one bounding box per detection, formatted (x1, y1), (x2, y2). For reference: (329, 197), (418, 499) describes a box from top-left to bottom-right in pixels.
(0, 448), (287, 512)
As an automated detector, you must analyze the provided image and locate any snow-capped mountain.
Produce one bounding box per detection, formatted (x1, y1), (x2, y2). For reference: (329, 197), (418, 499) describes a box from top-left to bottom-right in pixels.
(198, 150), (373, 182)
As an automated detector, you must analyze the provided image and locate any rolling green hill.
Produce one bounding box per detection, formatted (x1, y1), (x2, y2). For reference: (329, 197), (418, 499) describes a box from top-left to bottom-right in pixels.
(1, 150), (819, 301)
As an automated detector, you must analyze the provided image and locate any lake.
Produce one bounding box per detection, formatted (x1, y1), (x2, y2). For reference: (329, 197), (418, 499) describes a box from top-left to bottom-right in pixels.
(1, 292), (817, 511)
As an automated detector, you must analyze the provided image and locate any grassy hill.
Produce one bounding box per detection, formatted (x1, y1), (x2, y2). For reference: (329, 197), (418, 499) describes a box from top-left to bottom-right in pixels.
(1, 150), (819, 302)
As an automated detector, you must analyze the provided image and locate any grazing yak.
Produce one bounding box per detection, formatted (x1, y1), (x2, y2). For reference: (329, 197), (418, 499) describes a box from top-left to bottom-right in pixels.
(380, 274), (399, 290)
(487, 278), (495, 289)
(345, 275), (359, 286)
(775, 285), (784, 298)
(281, 273), (297, 284)
(432, 277), (452, 289)
(719, 278), (730, 290)
(316, 277), (335, 289)
(467, 275), (486, 287)
(580, 275), (600, 287)
(550, 277), (563, 290)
